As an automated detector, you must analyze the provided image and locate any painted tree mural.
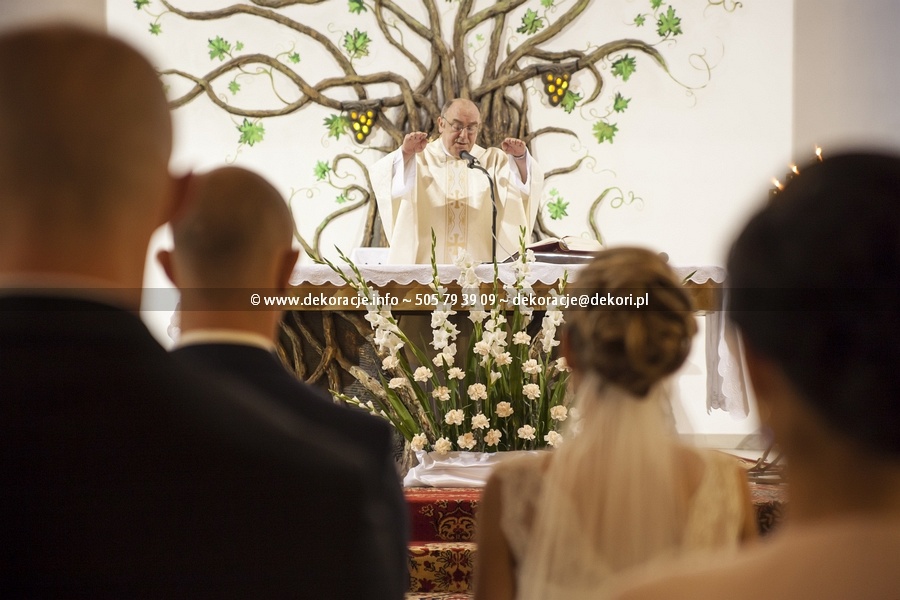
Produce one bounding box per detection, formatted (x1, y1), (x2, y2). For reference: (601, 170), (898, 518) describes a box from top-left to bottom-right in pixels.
(132, 0), (741, 258)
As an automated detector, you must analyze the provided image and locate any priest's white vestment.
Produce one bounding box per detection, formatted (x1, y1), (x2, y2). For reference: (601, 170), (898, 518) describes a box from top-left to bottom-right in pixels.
(371, 139), (542, 264)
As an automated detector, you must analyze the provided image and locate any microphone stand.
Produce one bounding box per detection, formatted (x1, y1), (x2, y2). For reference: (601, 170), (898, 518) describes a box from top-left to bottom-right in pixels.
(460, 152), (498, 264)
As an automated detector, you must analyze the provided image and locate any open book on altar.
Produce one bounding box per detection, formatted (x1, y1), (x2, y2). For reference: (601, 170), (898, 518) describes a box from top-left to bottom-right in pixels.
(503, 236), (603, 264)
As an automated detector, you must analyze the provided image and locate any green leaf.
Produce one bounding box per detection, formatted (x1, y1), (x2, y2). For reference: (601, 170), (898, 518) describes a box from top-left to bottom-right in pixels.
(343, 29), (371, 60)
(336, 193), (349, 204)
(634, 13), (646, 26)
(348, 0), (367, 14)
(657, 5), (683, 37)
(324, 114), (350, 140)
(540, 0), (555, 8)
(613, 92), (630, 113)
(288, 52), (301, 64)
(650, 0), (663, 9)
(560, 89), (582, 114)
(208, 36), (232, 61)
(235, 41), (244, 51)
(134, 0), (150, 9)
(313, 160), (332, 181)
(592, 120), (618, 144)
(516, 9), (545, 35)
(549, 188), (559, 197)
(228, 80), (241, 95)
(611, 55), (637, 81)
(148, 22), (162, 35)
(547, 195), (569, 220)
(475, 33), (484, 42)
(237, 118), (265, 146)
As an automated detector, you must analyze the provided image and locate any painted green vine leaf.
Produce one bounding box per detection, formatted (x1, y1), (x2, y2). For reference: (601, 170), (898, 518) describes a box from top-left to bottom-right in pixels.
(613, 92), (630, 112)
(546, 189), (569, 220)
(343, 29), (371, 60)
(313, 160), (331, 181)
(208, 36), (232, 61)
(237, 118), (265, 146)
(149, 22), (162, 36)
(593, 120), (618, 144)
(540, 0), (556, 8)
(517, 9), (545, 35)
(634, 14), (647, 27)
(611, 55), (637, 81)
(336, 193), (349, 204)
(324, 114), (350, 140)
(657, 6), (683, 37)
(235, 41), (245, 51)
(348, 0), (366, 14)
(228, 80), (241, 95)
(134, 0), (150, 9)
(560, 90), (582, 114)
(288, 52), (301, 64)
(650, 0), (664, 10)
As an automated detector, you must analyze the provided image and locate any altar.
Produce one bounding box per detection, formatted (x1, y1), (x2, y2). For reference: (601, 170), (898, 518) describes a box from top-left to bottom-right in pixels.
(278, 262), (748, 418)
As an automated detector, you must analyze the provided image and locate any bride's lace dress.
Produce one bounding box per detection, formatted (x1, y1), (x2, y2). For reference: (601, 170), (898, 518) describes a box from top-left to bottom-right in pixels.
(492, 377), (747, 600)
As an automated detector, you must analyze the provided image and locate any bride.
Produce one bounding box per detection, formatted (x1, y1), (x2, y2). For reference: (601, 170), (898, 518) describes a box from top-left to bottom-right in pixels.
(474, 247), (757, 600)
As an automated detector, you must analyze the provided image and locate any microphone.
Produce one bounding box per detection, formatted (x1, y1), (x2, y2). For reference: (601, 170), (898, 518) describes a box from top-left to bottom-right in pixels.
(459, 150), (478, 168)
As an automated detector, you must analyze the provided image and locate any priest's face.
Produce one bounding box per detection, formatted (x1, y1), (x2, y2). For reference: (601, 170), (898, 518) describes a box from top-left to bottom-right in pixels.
(438, 99), (481, 158)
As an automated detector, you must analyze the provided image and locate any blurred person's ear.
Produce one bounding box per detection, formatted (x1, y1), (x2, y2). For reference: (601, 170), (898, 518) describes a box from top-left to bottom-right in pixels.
(277, 248), (301, 292)
(156, 249), (177, 287)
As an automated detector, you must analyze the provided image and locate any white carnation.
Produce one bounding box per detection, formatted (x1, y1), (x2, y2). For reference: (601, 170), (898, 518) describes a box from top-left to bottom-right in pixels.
(550, 405), (568, 421)
(457, 432), (477, 450)
(444, 409), (465, 426)
(433, 437), (453, 455)
(432, 386), (451, 402)
(413, 366), (433, 382)
(448, 367), (466, 380)
(388, 377), (408, 390)
(522, 383), (541, 400)
(512, 331), (532, 345)
(471, 413), (489, 430)
(494, 352), (512, 366)
(410, 432), (427, 452)
(484, 429), (502, 447)
(495, 401), (513, 418)
(517, 424), (536, 441)
(544, 431), (564, 447)
(522, 359), (541, 375)
(467, 383), (488, 401)
(381, 355), (400, 370)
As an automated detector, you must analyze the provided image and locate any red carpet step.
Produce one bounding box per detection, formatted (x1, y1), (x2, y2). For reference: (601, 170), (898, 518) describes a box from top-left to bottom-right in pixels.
(405, 483), (786, 544)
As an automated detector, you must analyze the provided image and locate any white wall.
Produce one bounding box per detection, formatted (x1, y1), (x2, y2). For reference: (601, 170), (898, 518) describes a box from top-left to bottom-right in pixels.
(0, 0), (105, 32)
(794, 0), (900, 153)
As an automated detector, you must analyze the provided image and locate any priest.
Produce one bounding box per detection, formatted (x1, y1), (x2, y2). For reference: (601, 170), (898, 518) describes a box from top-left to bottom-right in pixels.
(371, 98), (543, 264)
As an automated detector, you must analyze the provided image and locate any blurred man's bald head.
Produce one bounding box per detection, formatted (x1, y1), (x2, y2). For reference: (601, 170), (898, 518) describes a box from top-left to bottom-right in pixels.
(171, 167), (295, 290)
(0, 26), (172, 223)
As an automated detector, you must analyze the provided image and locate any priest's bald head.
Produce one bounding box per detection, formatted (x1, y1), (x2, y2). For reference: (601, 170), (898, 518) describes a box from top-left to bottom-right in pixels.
(0, 25), (177, 308)
(438, 98), (482, 158)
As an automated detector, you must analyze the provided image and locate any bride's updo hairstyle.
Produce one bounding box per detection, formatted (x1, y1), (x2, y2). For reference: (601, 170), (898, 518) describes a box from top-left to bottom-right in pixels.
(565, 247), (696, 397)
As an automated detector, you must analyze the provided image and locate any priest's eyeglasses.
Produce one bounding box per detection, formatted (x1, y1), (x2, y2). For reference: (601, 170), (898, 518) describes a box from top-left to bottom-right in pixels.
(442, 117), (480, 135)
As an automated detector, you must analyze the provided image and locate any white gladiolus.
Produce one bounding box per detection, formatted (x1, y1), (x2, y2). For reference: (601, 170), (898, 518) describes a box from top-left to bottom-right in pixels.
(489, 371), (502, 383)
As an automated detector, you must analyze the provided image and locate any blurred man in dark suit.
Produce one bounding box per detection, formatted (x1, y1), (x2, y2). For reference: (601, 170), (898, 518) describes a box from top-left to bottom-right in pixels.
(159, 165), (409, 600)
(0, 25), (394, 598)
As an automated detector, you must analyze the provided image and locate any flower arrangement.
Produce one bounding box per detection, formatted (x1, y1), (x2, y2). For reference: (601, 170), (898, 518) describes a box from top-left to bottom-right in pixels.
(325, 231), (572, 454)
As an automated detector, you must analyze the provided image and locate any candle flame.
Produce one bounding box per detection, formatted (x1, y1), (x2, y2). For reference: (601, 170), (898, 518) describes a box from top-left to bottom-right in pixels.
(815, 146), (823, 161)
(790, 164), (799, 174)
(772, 178), (784, 191)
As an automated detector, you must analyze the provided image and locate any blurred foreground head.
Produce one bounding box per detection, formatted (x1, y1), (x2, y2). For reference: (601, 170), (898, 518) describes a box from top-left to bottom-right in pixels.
(0, 25), (174, 298)
(728, 152), (900, 457)
(167, 166), (296, 297)
(564, 247), (696, 398)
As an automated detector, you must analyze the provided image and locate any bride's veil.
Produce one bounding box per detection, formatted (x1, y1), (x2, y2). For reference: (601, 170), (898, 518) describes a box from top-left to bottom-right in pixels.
(518, 373), (686, 599)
